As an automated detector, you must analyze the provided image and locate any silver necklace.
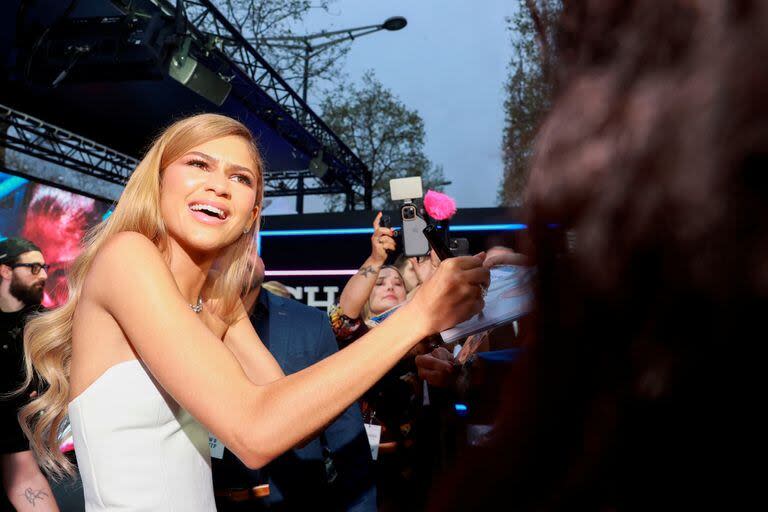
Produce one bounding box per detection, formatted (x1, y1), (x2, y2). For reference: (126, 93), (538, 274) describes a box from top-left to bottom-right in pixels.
(189, 297), (203, 314)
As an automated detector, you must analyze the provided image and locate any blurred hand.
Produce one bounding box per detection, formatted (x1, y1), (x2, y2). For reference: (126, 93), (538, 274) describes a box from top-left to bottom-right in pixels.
(416, 347), (457, 388)
(370, 212), (396, 265)
(407, 254), (490, 335)
(484, 246), (532, 268)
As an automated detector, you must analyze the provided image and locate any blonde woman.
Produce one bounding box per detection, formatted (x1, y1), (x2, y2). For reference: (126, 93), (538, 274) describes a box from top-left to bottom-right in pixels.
(327, 213), (450, 509)
(329, 212), (405, 342)
(18, 114), (487, 511)
(329, 212), (440, 343)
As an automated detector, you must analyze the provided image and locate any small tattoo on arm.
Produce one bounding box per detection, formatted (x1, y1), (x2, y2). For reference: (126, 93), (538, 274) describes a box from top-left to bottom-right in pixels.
(24, 487), (48, 506)
(358, 265), (379, 278)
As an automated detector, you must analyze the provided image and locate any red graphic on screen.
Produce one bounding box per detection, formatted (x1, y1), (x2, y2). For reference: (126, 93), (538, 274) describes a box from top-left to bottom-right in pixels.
(21, 185), (106, 307)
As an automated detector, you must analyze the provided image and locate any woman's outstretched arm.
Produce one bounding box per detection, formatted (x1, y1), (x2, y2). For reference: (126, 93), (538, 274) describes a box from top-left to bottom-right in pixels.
(338, 212), (395, 318)
(86, 232), (487, 469)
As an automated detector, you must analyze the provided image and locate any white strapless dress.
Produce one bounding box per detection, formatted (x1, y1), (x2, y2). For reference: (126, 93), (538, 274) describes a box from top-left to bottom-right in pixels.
(68, 360), (216, 511)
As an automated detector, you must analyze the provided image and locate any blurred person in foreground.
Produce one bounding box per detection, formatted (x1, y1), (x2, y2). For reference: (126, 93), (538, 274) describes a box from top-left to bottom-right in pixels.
(432, 0), (766, 509)
(0, 238), (58, 511)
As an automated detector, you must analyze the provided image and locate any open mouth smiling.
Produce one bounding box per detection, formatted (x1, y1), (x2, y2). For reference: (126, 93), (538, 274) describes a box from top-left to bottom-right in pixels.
(188, 202), (230, 222)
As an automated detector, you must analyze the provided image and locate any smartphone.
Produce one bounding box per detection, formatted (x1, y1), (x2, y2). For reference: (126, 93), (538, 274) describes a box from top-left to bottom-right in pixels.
(423, 224), (453, 260)
(401, 203), (430, 257)
(449, 238), (470, 257)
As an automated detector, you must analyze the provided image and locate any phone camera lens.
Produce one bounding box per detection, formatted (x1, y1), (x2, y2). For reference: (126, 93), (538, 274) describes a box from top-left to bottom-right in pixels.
(403, 206), (415, 220)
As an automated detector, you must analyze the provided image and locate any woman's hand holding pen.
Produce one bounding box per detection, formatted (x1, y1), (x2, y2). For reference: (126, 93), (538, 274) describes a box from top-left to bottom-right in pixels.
(405, 254), (490, 337)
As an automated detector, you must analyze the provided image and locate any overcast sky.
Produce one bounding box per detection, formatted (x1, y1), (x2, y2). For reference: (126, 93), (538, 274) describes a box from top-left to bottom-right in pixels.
(267, 0), (517, 214)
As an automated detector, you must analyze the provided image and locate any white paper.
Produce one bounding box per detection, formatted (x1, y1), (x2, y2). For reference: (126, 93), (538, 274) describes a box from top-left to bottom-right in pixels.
(440, 265), (535, 343)
(364, 423), (382, 461)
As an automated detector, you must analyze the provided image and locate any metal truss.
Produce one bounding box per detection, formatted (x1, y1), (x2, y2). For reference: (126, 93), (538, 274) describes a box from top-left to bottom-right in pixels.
(265, 170), (349, 213)
(0, 103), (137, 186)
(1, 102), (346, 203)
(139, 0), (372, 209)
(264, 170), (345, 197)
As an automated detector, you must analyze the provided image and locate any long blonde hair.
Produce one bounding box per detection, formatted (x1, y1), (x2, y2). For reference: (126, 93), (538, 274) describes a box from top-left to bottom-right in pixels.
(18, 113), (264, 478)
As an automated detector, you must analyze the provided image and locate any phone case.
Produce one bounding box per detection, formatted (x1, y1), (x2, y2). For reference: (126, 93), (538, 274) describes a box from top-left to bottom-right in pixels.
(402, 213), (430, 257)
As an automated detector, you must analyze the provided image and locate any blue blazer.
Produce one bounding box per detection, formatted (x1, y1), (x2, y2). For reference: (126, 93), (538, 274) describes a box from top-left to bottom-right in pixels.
(212, 291), (376, 511)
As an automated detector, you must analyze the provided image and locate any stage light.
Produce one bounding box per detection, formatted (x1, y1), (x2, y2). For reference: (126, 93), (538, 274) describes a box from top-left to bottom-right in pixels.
(449, 224), (527, 232)
(168, 38), (232, 106)
(265, 269), (358, 277)
(308, 151), (329, 179)
(259, 224), (524, 237)
(261, 228), (376, 236)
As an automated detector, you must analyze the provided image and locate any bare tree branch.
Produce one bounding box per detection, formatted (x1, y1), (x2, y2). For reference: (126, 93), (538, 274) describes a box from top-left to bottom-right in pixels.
(499, 0), (561, 206)
(208, 0), (348, 94)
(320, 71), (445, 212)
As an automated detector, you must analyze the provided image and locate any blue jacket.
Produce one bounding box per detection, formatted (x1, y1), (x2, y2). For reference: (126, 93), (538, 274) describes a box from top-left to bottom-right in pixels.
(212, 290), (376, 511)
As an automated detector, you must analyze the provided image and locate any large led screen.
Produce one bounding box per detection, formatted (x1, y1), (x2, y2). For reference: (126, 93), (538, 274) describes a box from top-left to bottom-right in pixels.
(0, 171), (112, 307)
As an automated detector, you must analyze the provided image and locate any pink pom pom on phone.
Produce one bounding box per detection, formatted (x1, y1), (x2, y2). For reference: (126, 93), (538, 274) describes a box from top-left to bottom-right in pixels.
(423, 190), (457, 220)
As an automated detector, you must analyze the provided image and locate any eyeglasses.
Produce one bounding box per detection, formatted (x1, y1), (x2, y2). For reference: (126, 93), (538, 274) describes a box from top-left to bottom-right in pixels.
(11, 263), (50, 275)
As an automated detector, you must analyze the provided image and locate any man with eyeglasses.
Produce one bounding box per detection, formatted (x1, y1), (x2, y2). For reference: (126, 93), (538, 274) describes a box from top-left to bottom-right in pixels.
(0, 237), (59, 511)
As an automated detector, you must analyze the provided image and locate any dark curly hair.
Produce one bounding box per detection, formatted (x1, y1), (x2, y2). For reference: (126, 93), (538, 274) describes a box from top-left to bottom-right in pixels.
(434, 1), (767, 509)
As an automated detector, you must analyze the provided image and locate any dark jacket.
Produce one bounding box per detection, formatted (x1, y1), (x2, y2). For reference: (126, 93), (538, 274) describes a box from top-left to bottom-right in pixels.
(212, 290), (376, 511)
